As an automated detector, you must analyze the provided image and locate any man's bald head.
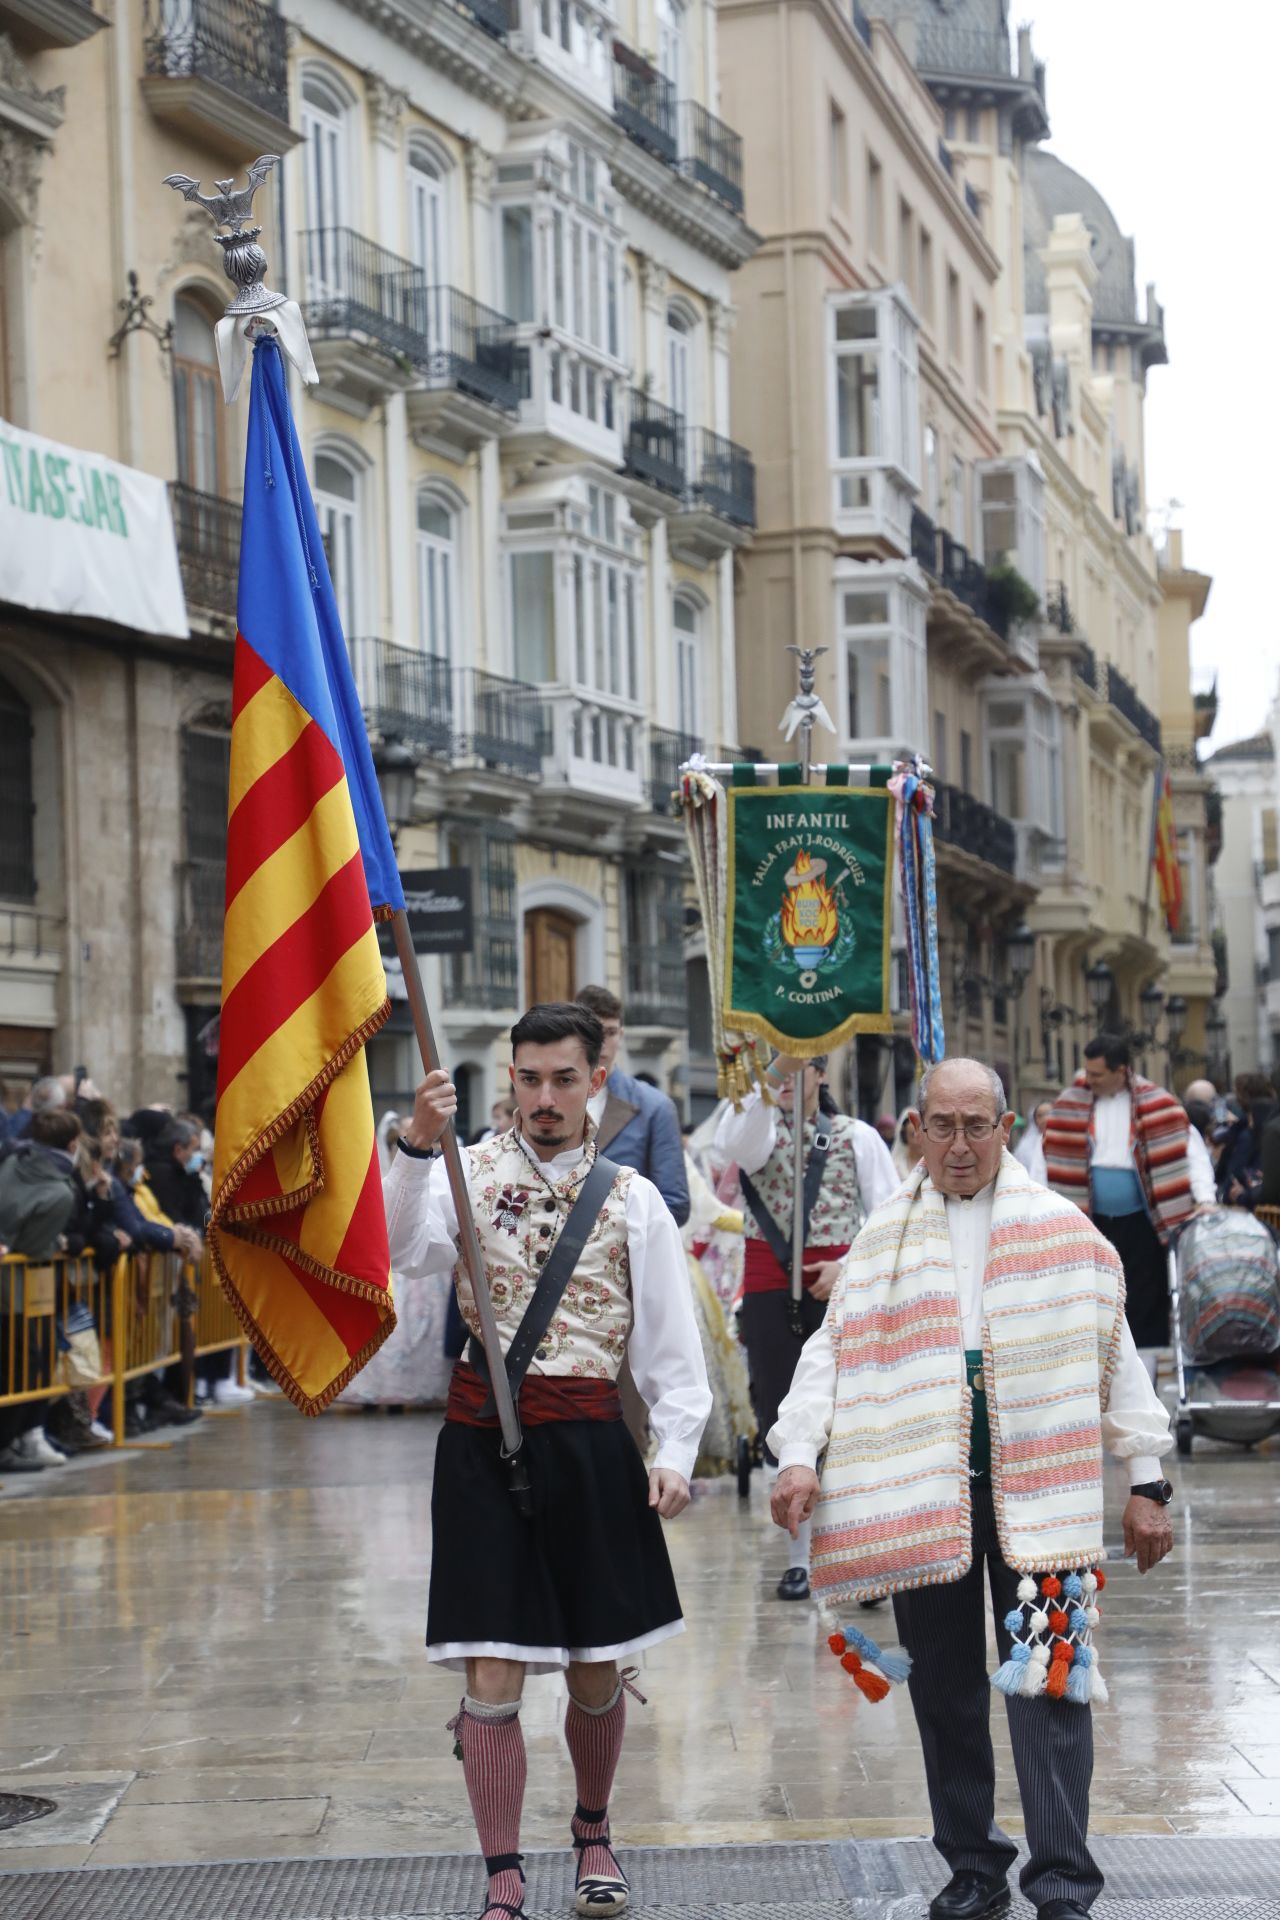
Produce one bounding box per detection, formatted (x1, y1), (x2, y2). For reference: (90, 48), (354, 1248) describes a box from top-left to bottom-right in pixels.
(910, 1058), (1015, 1198)
(1183, 1079), (1217, 1108)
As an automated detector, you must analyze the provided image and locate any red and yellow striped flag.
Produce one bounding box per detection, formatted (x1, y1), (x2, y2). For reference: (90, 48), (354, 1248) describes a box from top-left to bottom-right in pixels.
(1153, 766), (1182, 936)
(210, 338), (403, 1412)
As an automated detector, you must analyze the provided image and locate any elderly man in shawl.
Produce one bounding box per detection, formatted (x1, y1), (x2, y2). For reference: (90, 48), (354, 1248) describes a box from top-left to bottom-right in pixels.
(770, 1059), (1174, 1920)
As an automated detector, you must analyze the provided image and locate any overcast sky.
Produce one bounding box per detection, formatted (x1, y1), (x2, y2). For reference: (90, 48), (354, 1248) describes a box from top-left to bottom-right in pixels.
(1020, 1), (1278, 751)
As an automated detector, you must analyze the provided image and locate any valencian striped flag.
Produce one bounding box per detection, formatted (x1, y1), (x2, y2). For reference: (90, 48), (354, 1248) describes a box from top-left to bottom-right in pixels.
(210, 336), (403, 1413)
(1152, 762), (1183, 936)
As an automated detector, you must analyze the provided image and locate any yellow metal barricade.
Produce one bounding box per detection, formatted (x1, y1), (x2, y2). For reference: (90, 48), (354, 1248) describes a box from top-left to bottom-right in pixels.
(0, 1252), (113, 1412)
(194, 1248), (250, 1385)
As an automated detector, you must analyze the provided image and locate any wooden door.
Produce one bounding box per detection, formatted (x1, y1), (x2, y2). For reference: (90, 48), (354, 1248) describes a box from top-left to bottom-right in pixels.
(524, 909), (577, 1005)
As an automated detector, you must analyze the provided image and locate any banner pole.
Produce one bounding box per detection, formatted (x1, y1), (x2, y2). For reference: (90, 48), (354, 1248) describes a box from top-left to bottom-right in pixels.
(788, 657), (819, 1337)
(390, 910), (532, 1516)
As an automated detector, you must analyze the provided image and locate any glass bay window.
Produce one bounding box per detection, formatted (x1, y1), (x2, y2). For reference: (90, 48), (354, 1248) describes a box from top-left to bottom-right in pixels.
(983, 680), (1064, 878)
(835, 560), (929, 763)
(828, 286), (920, 554)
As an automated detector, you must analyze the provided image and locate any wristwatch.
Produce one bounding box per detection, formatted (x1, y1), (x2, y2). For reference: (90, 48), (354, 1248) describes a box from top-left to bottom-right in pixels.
(1130, 1478), (1174, 1505)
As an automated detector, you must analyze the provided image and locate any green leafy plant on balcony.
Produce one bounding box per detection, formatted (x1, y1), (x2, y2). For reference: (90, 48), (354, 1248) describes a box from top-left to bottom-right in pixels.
(984, 561), (1042, 630)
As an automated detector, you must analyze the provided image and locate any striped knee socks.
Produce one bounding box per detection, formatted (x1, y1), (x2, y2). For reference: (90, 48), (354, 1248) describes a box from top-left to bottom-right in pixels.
(456, 1696), (526, 1915)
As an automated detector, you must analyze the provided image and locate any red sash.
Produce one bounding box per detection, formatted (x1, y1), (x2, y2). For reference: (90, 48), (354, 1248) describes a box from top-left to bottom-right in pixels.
(446, 1361), (622, 1428)
(743, 1240), (850, 1295)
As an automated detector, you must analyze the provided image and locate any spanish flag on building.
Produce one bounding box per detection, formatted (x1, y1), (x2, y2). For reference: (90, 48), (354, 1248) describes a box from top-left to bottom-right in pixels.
(210, 336), (402, 1412)
(1153, 762), (1183, 936)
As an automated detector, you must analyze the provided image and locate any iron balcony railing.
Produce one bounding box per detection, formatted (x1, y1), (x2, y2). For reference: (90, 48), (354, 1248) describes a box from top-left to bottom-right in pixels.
(625, 948), (688, 1029)
(350, 637), (453, 758)
(964, 182), (981, 221)
(415, 285), (522, 413)
(937, 530), (1007, 639)
(650, 727), (698, 815)
(681, 102), (745, 215)
(932, 783), (1017, 877)
(1045, 580), (1073, 633)
(169, 482), (241, 621)
(142, 0), (290, 123)
(613, 59), (678, 166)
(1076, 641), (1099, 691)
(300, 228), (430, 366)
(851, 0), (872, 49)
(937, 138), (954, 178)
(689, 427), (756, 528)
(461, 668), (547, 778)
(911, 504), (938, 575)
(625, 389), (686, 499)
(915, 24), (1013, 77)
(1103, 661), (1162, 754)
(176, 857), (226, 982)
(453, 0), (512, 38)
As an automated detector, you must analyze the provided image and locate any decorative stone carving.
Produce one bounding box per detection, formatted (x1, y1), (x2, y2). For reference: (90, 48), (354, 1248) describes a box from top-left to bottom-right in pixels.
(366, 70), (409, 148)
(638, 253), (668, 314)
(0, 32), (66, 134)
(464, 139), (495, 202)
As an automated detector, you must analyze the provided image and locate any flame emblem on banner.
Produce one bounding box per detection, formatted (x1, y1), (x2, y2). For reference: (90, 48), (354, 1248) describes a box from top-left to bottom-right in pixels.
(781, 848), (838, 984)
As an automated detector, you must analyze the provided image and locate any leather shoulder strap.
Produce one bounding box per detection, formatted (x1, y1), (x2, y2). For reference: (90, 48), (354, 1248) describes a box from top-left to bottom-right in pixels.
(472, 1154), (622, 1410)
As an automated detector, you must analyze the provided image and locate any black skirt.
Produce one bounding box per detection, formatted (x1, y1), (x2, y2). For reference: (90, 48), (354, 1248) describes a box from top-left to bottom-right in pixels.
(426, 1414), (684, 1673)
(1094, 1207), (1170, 1346)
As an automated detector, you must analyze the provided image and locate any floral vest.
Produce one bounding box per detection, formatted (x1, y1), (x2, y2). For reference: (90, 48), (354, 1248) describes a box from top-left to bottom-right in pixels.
(456, 1130), (635, 1381)
(743, 1110), (868, 1249)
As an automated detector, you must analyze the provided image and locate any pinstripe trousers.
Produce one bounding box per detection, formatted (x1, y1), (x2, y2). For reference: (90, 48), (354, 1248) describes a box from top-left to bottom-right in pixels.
(891, 1478), (1103, 1912)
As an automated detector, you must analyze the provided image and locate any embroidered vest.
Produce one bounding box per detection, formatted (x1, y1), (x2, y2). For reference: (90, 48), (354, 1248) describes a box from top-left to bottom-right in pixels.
(455, 1130), (635, 1381)
(743, 1111), (867, 1248)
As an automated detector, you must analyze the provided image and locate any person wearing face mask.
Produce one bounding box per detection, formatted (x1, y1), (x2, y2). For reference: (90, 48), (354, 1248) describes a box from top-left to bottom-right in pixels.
(770, 1058), (1174, 1920)
(144, 1120), (211, 1233)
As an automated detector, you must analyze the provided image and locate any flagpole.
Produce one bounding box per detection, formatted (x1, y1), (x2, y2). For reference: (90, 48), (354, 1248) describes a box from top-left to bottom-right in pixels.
(390, 913), (533, 1515)
(785, 647), (825, 1338)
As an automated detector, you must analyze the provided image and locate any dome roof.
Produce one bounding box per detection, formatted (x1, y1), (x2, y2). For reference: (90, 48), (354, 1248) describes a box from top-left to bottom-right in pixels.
(1023, 149), (1139, 326)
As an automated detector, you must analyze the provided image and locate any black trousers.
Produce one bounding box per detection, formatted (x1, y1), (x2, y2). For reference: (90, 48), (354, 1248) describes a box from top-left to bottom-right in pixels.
(891, 1478), (1101, 1912)
(1093, 1207), (1169, 1347)
(739, 1289), (825, 1466)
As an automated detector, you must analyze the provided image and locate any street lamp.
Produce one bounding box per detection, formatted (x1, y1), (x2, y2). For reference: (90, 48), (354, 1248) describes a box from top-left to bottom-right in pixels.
(1139, 981), (1165, 1033)
(373, 741), (417, 840)
(1084, 960), (1114, 1024)
(1006, 924), (1036, 995)
(1206, 1004), (1228, 1071)
(1165, 994), (1188, 1049)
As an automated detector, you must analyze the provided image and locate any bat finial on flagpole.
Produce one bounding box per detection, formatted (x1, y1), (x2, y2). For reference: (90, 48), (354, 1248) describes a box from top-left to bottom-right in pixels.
(163, 153), (318, 403)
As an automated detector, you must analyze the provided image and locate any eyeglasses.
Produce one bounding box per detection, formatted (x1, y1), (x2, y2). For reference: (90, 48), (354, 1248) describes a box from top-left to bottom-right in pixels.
(920, 1118), (999, 1143)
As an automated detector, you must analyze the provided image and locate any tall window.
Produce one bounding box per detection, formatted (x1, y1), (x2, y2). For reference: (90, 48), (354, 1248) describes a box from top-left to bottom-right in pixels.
(302, 72), (348, 296)
(533, 0), (611, 94)
(918, 228), (934, 324)
(656, 0), (685, 92)
(837, 567), (928, 757)
(829, 101), (848, 212)
(949, 453), (966, 541)
(446, 821), (519, 1007)
(0, 671), (36, 903)
(946, 266), (961, 363)
(923, 424), (939, 520)
(973, 305), (988, 392)
(416, 491), (457, 661)
(986, 689), (1063, 844)
(843, 589), (892, 741)
(408, 144), (448, 291)
(866, 152), (885, 257)
(667, 305), (692, 421)
(179, 723), (231, 983)
(314, 451), (362, 638)
(172, 294), (225, 496)
(830, 291), (919, 480)
(674, 594), (702, 742)
(898, 199), (915, 295)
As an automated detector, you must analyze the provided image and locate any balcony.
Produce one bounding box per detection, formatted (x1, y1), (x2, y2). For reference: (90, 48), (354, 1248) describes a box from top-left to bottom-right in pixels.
(301, 229), (429, 411)
(454, 668), (546, 781)
(668, 428), (755, 565)
(625, 948), (688, 1030)
(0, 0), (104, 49)
(405, 286), (522, 460)
(169, 483), (240, 630)
(911, 504), (937, 575)
(1045, 580), (1073, 634)
(937, 138), (954, 178)
(141, 0), (297, 157)
(681, 102), (745, 216)
(913, 509), (1015, 669)
(649, 727), (697, 817)
(938, 531), (1007, 638)
(1102, 661), (1162, 754)
(535, 688), (646, 820)
(613, 55), (678, 166)
(454, 0), (512, 37)
(176, 858), (226, 985)
(623, 389), (686, 506)
(932, 783), (1017, 878)
(350, 637), (453, 760)
(504, 331), (624, 467)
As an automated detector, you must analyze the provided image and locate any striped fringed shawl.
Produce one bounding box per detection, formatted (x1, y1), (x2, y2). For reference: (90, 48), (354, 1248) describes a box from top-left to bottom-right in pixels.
(810, 1153), (1125, 1605)
(1043, 1072), (1194, 1246)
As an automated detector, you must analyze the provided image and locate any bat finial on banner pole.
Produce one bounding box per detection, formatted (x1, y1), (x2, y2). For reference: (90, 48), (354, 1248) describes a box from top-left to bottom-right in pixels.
(163, 153), (318, 402)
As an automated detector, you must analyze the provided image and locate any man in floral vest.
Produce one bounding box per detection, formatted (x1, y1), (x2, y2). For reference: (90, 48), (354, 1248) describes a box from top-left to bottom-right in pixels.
(771, 1058), (1174, 1920)
(384, 1002), (710, 1920)
(714, 1051), (897, 1599)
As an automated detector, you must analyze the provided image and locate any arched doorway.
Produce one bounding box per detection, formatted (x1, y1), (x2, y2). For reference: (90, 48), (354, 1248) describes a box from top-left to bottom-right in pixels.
(524, 908), (578, 1005)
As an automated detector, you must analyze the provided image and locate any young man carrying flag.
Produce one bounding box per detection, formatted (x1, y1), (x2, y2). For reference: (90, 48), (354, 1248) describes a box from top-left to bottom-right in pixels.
(384, 1002), (710, 1920)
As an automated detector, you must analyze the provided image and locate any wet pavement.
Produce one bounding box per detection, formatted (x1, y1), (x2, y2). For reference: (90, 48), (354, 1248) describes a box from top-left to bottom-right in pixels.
(0, 1393), (1277, 1886)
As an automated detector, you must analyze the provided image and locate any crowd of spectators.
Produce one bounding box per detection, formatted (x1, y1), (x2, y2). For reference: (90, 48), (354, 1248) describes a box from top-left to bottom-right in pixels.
(0, 1070), (253, 1477)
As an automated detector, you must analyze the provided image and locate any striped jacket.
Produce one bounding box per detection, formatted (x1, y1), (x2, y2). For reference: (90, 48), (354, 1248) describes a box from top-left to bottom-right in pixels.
(1043, 1072), (1194, 1246)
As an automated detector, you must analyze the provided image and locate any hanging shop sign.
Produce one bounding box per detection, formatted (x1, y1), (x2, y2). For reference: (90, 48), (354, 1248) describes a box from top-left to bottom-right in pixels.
(400, 868), (476, 954)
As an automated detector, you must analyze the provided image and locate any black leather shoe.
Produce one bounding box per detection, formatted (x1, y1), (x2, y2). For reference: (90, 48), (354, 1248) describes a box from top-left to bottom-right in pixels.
(1037, 1902), (1090, 1920)
(929, 1872), (1010, 1920)
(776, 1566), (810, 1601)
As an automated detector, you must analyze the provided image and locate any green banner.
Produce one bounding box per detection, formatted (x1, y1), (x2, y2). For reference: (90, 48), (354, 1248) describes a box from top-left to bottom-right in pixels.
(724, 784), (894, 1055)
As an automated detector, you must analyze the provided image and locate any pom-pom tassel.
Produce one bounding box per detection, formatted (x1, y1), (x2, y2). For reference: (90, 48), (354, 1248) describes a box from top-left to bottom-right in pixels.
(1020, 1658), (1048, 1698)
(991, 1656), (1027, 1697)
(843, 1622), (913, 1686)
(1065, 1663), (1092, 1704)
(1088, 1664), (1109, 1705)
(853, 1667), (891, 1703)
(1016, 1575), (1037, 1603)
